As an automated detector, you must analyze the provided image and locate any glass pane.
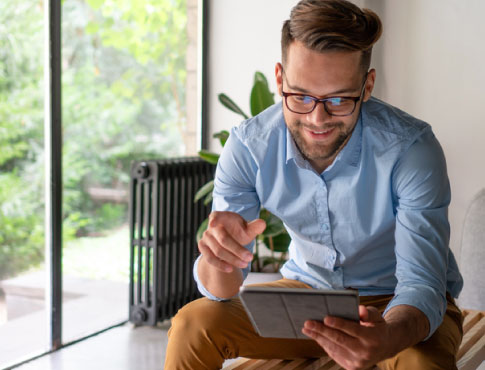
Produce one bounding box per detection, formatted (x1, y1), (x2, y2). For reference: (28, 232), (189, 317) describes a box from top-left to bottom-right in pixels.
(0, 0), (47, 367)
(61, 0), (197, 342)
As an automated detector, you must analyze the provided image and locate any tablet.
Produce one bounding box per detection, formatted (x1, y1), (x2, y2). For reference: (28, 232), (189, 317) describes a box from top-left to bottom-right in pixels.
(239, 286), (359, 339)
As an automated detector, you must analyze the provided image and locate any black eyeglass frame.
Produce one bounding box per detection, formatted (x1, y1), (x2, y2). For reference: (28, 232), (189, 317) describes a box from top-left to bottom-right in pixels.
(281, 73), (368, 117)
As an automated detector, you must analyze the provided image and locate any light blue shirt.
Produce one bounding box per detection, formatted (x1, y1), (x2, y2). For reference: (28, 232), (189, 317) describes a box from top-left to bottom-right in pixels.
(194, 97), (463, 339)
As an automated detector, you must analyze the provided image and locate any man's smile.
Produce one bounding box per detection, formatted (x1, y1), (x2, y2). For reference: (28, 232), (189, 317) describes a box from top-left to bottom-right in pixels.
(303, 126), (336, 140)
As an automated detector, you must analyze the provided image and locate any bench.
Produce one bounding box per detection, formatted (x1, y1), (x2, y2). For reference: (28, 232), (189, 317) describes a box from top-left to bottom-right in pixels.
(223, 309), (485, 370)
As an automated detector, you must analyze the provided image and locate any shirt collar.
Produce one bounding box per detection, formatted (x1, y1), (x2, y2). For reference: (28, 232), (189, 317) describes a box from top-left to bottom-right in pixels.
(339, 114), (362, 168)
(286, 126), (301, 165)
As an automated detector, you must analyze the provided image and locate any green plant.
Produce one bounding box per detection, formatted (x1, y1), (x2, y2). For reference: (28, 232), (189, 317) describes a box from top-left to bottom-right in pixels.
(195, 72), (290, 272)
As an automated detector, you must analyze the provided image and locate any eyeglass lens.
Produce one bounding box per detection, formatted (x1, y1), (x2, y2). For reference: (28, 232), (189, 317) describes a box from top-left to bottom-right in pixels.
(286, 96), (356, 115)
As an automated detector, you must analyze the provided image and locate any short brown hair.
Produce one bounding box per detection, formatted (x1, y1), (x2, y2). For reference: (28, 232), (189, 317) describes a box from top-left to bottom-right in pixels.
(282, 0), (382, 72)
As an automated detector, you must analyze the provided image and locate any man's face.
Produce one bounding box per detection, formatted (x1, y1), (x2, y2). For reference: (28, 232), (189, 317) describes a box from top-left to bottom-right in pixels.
(276, 41), (375, 172)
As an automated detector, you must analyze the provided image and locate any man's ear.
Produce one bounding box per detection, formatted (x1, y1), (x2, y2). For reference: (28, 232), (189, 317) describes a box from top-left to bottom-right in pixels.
(363, 68), (376, 102)
(275, 62), (284, 96)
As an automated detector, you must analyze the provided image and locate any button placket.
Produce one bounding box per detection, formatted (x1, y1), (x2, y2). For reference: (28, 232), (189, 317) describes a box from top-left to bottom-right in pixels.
(314, 177), (338, 269)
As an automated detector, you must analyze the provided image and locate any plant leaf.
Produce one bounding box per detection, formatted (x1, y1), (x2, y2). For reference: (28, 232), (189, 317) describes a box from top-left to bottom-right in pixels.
(194, 180), (214, 203)
(250, 80), (275, 116)
(213, 130), (230, 147)
(196, 218), (209, 243)
(203, 191), (213, 206)
(198, 150), (219, 164)
(264, 233), (290, 253)
(260, 209), (286, 237)
(254, 71), (269, 88)
(218, 93), (249, 120)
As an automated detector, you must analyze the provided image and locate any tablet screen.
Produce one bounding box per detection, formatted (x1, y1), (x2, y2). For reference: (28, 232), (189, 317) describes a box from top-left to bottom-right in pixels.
(239, 286), (359, 339)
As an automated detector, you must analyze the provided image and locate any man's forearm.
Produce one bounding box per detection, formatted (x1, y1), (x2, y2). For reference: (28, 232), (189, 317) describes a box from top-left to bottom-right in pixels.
(197, 256), (244, 299)
(383, 304), (430, 356)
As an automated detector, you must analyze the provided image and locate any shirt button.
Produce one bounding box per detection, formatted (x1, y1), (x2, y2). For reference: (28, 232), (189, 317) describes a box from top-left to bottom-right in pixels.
(323, 223), (330, 231)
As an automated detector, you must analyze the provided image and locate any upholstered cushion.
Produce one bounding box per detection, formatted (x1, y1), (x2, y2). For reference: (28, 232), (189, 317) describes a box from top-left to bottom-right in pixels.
(459, 188), (485, 311)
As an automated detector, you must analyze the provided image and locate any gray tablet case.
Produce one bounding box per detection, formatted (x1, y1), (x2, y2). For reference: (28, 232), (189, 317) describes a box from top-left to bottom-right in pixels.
(239, 286), (359, 339)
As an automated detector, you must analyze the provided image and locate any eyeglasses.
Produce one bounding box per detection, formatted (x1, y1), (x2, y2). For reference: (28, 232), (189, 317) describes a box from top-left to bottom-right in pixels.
(282, 74), (368, 116)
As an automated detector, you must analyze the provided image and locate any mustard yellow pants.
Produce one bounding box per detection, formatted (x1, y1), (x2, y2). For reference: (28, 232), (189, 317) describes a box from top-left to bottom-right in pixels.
(164, 279), (463, 370)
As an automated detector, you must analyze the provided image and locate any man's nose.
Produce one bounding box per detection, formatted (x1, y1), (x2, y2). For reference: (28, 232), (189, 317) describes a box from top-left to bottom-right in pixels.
(307, 101), (331, 126)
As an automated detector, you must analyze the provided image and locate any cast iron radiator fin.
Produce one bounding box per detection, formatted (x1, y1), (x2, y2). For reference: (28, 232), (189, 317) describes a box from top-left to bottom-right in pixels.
(129, 158), (215, 325)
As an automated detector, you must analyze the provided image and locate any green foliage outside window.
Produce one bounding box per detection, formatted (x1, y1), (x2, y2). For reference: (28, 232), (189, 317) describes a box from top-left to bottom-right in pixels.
(0, 0), (189, 279)
(1, 1), (45, 278)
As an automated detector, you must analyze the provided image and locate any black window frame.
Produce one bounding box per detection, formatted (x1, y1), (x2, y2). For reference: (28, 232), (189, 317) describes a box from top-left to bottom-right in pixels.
(29, 0), (211, 362)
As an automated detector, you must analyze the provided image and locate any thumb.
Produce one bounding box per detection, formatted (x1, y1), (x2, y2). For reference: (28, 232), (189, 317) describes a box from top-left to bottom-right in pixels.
(359, 305), (383, 323)
(246, 219), (266, 238)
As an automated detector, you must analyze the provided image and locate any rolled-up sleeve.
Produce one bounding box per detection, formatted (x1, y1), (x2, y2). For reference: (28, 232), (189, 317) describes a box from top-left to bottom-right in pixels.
(193, 126), (261, 300)
(385, 129), (450, 340)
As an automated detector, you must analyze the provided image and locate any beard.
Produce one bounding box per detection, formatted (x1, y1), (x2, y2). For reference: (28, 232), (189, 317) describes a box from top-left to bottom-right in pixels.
(288, 119), (352, 162)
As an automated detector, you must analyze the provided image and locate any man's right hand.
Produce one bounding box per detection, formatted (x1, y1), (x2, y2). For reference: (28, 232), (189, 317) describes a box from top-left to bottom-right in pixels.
(198, 211), (266, 273)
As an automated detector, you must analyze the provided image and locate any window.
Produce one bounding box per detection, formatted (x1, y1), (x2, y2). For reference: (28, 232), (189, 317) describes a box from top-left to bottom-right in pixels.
(0, 0), (203, 366)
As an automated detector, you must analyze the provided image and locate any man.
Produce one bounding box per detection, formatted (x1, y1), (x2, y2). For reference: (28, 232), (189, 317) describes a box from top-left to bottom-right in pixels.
(165, 1), (464, 369)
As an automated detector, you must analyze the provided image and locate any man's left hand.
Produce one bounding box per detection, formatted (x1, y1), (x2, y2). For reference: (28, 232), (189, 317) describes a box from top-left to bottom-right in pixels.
(302, 305), (393, 370)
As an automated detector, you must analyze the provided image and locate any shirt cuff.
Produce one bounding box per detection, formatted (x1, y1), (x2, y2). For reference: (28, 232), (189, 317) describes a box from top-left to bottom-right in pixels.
(193, 242), (254, 301)
(383, 285), (446, 341)
(193, 256), (228, 301)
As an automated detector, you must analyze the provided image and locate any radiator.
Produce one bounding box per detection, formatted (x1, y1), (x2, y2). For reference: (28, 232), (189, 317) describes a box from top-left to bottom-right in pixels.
(129, 157), (215, 325)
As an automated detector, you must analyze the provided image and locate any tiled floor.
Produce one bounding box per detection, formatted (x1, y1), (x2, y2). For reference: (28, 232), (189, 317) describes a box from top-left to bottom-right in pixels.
(14, 322), (171, 370)
(12, 321), (240, 370)
(1, 272), (128, 369)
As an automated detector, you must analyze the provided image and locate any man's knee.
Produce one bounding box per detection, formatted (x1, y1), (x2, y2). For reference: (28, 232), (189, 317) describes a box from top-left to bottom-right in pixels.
(169, 298), (233, 340)
(380, 346), (457, 370)
(166, 298), (236, 369)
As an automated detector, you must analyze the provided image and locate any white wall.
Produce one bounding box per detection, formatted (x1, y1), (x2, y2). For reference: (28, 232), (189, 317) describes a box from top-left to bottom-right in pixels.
(363, 0), (485, 258)
(207, 0), (485, 259)
(206, 0), (294, 143)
